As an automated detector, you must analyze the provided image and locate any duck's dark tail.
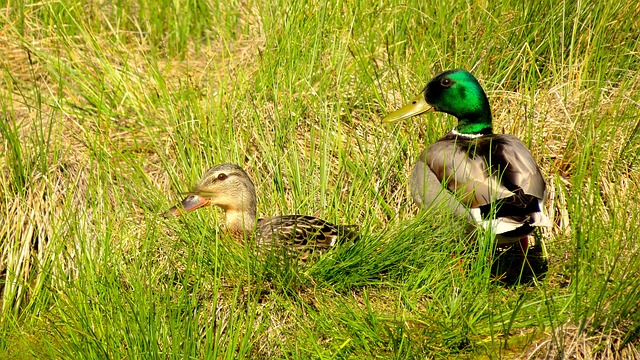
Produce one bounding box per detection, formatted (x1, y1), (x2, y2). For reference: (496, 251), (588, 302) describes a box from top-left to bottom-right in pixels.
(335, 224), (360, 243)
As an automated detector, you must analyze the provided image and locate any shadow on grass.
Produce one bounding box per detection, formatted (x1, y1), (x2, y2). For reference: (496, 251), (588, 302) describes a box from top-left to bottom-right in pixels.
(492, 241), (548, 287)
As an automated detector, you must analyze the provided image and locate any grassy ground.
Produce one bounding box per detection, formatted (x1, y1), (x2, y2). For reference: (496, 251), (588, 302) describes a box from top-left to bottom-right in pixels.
(1, 0), (640, 358)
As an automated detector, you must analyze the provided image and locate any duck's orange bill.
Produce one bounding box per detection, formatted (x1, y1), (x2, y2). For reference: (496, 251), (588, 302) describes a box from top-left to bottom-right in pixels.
(163, 194), (210, 218)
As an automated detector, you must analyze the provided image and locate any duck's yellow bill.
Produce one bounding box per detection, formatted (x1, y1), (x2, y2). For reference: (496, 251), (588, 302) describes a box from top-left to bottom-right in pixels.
(382, 93), (434, 123)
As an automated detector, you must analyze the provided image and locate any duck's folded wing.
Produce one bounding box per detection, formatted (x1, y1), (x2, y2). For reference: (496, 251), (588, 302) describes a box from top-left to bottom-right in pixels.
(426, 139), (516, 208)
(489, 134), (546, 200)
(426, 135), (550, 230)
(257, 215), (344, 249)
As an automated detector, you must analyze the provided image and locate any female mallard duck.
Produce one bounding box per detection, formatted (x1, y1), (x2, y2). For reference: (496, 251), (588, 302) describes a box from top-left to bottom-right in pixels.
(383, 69), (551, 246)
(164, 163), (358, 252)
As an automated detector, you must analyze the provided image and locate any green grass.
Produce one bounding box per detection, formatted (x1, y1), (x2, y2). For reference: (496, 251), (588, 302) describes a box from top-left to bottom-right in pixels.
(1, 0), (640, 358)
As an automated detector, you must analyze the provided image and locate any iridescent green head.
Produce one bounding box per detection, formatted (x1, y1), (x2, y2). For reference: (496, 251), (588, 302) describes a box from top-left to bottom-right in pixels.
(383, 69), (493, 135)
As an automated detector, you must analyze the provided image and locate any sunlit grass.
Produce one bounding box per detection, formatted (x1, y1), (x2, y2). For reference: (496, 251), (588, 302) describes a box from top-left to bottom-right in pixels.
(1, 0), (640, 358)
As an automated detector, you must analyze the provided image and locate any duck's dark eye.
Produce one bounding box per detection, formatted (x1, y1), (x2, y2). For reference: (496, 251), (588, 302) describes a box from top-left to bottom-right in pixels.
(217, 173), (227, 181)
(440, 78), (453, 87)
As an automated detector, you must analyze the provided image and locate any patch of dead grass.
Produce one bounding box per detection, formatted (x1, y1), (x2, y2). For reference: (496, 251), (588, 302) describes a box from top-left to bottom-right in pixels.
(524, 323), (640, 360)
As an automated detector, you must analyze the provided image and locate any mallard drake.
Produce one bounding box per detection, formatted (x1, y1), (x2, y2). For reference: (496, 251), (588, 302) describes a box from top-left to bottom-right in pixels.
(383, 69), (551, 246)
(164, 163), (358, 252)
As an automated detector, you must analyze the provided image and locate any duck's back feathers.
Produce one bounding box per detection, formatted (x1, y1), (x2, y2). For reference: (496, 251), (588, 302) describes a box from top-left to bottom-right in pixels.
(415, 131), (550, 241)
(427, 136), (516, 208)
(256, 215), (359, 250)
(427, 133), (546, 204)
